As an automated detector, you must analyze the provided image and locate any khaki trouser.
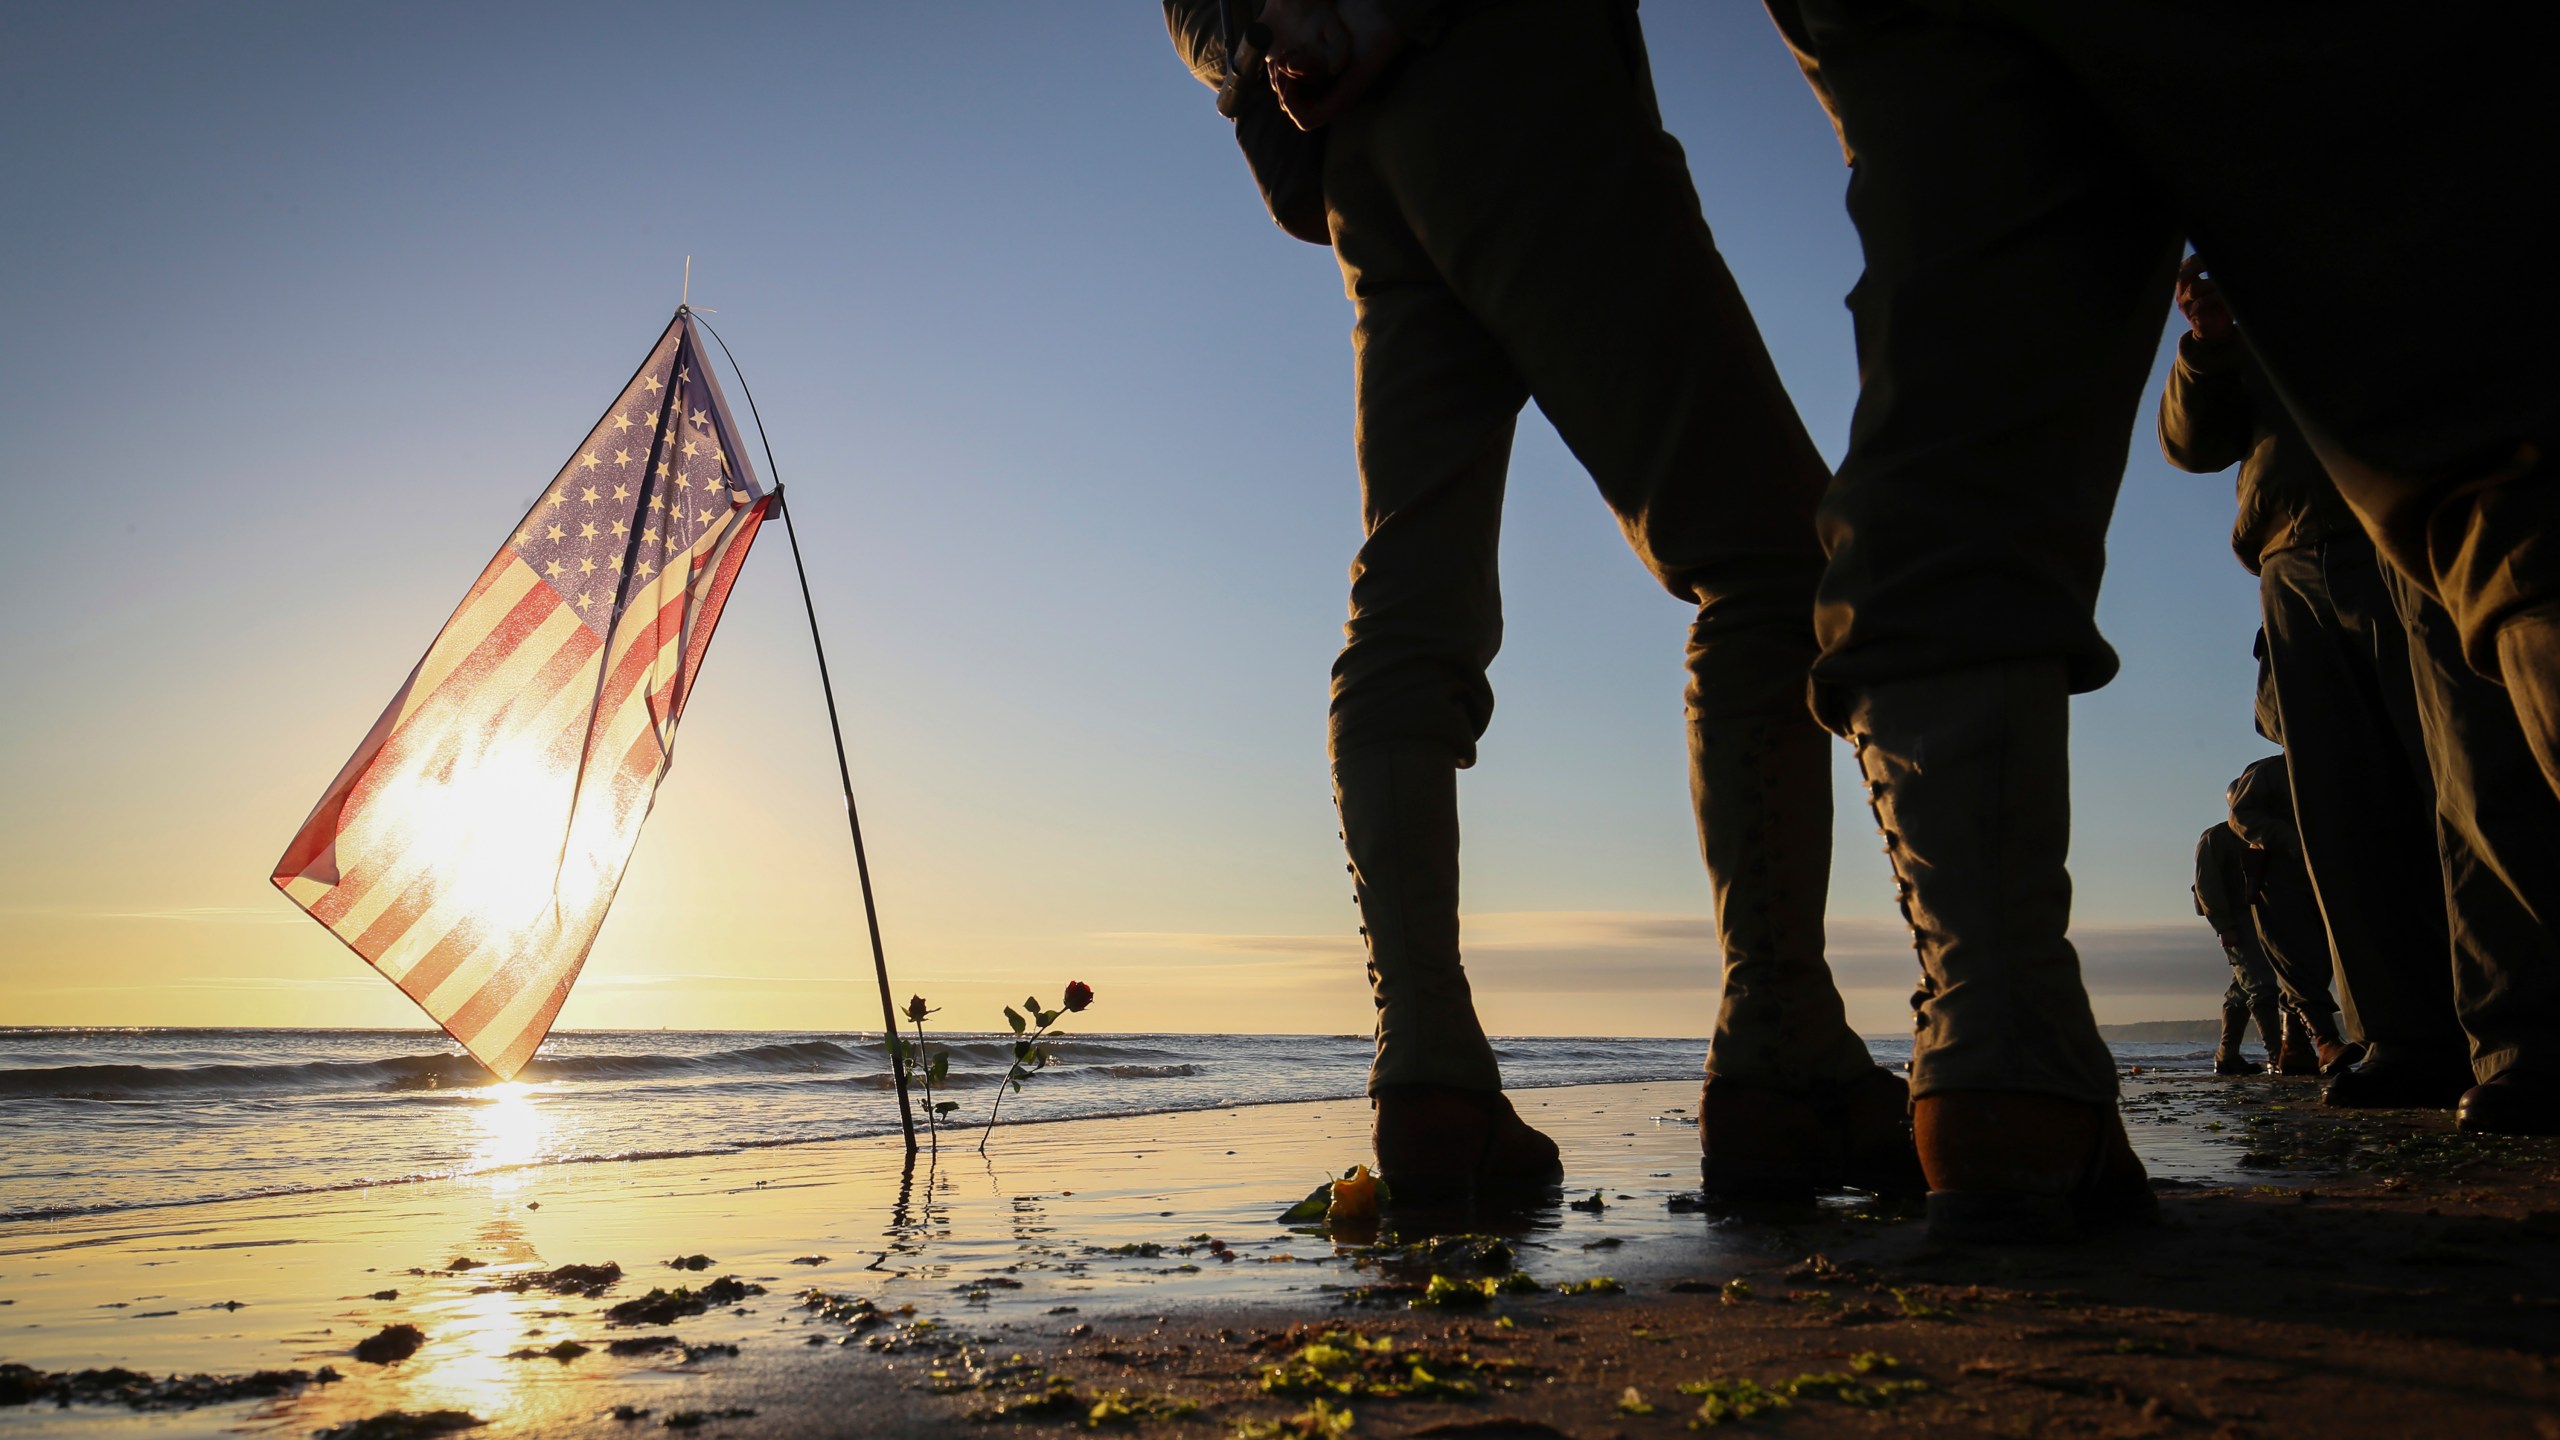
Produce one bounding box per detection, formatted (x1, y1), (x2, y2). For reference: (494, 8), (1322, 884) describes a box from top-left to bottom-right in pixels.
(2259, 540), (2459, 1059)
(2385, 568), (2560, 1085)
(1322, 0), (1871, 1092)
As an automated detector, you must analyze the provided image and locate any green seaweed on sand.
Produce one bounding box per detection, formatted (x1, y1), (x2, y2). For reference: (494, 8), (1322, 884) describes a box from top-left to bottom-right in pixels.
(1556, 1276), (1624, 1296)
(1678, 1377), (1792, 1426)
(1257, 1330), (1487, 1402)
(1232, 1397), (1355, 1439)
(1412, 1272), (1541, 1308)
(1889, 1287), (1952, 1319)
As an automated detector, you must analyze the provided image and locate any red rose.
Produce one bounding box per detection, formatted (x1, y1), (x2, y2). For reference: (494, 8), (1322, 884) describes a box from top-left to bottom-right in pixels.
(1062, 981), (1094, 1013)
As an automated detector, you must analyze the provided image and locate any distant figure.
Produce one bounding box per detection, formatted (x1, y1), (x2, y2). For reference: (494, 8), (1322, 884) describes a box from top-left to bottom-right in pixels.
(1164, 0), (1914, 1204)
(2222, 757), (2361, 1076)
(2157, 256), (2464, 1108)
(2192, 820), (2283, 1075)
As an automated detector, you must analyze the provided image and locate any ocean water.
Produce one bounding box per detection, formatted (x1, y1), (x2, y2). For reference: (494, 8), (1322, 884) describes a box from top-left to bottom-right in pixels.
(0, 1028), (2218, 1223)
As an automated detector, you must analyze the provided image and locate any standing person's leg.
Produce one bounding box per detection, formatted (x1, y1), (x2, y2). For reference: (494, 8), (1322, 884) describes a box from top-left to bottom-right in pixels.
(1783, 0), (2171, 1240)
(2256, 544), (2466, 1103)
(2384, 569), (2560, 1134)
(1338, 0), (1903, 1195)
(1323, 84), (1561, 1204)
(2250, 853), (2359, 1072)
(2213, 970), (2254, 1075)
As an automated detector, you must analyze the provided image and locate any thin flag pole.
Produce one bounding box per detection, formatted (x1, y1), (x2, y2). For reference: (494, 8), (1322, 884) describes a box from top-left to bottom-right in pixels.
(689, 307), (917, 1154)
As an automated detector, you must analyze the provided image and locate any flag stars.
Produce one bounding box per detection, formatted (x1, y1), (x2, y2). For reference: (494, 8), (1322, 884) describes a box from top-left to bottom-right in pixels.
(636, 559), (656, 579)
(690, 408), (709, 427)
(656, 459), (672, 480)
(613, 449), (633, 467)
(681, 439), (700, 458)
(696, 508), (714, 524)
(612, 413), (634, 431)
(579, 521), (598, 539)
(576, 591), (593, 610)
(580, 451), (601, 471)
(612, 483), (630, 501)
(608, 553), (624, 571)
(610, 518), (628, 536)
(546, 524), (566, 542)
(642, 375), (663, 393)
(547, 489), (568, 508)
(545, 559), (565, 578)
(675, 472), (693, 490)
(643, 527), (658, 545)
(581, 486), (600, 504)
(578, 556), (597, 575)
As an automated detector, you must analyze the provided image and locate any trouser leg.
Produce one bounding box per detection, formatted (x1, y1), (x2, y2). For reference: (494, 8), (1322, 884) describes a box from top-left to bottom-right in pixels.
(1324, 98), (1527, 1094)
(1335, 0), (1868, 1091)
(2385, 567), (2560, 1085)
(1783, 2), (2168, 1104)
(2217, 981), (2249, 1058)
(1840, 664), (2119, 1105)
(2258, 544), (2459, 1058)
(2250, 856), (2344, 1041)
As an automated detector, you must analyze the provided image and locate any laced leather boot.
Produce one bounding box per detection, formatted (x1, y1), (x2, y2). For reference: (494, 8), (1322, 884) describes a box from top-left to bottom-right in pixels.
(1692, 709), (1916, 1197)
(1373, 1084), (1563, 1207)
(1835, 663), (2151, 1243)
(1336, 743), (1559, 1206)
(1915, 1090), (2156, 1243)
(2275, 1008), (2320, 1075)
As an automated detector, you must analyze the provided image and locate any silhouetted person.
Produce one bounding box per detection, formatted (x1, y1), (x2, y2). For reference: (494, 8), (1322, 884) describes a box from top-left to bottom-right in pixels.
(2193, 819), (2283, 1075)
(1165, 0), (1916, 1204)
(2224, 756), (2361, 1076)
(2157, 257), (2466, 1107)
(1757, 0), (2560, 1236)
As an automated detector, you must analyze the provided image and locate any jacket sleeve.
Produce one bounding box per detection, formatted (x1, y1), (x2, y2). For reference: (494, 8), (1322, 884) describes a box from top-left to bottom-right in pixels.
(2157, 332), (2257, 475)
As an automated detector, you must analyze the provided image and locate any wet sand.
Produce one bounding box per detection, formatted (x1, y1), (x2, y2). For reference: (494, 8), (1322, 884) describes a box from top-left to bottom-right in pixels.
(4, 1073), (2559, 1436)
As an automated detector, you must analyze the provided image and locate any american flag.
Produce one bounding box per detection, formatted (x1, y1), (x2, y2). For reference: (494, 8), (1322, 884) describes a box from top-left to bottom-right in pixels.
(273, 311), (770, 1079)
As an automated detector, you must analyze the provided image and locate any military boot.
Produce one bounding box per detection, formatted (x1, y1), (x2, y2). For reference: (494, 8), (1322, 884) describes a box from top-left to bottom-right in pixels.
(1335, 743), (1560, 1206)
(2275, 1008), (2321, 1075)
(2212, 999), (2256, 1075)
(1693, 709), (1916, 1197)
(2251, 998), (2286, 1074)
(1832, 662), (2151, 1243)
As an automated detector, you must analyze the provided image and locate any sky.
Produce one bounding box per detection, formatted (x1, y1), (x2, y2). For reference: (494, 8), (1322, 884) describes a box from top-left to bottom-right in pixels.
(0, 4), (2268, 1040)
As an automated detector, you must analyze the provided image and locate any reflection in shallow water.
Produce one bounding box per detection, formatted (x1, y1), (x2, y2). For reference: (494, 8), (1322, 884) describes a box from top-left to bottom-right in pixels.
(465, 1081), (548, 1188)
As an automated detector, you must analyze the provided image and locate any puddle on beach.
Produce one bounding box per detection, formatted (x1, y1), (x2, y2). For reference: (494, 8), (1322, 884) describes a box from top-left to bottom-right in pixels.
(0, 1072), (2268, 1433)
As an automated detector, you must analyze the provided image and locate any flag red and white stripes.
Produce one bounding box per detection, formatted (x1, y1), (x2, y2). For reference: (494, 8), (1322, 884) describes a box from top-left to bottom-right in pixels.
(274, 312), (768, 1079)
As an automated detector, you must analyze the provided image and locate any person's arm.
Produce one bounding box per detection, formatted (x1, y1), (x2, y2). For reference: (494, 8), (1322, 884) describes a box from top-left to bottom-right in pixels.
(2157, 256), (2256, 474)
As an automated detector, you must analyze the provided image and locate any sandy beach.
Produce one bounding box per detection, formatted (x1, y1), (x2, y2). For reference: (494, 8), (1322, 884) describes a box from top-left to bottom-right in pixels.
(8, 1070), (2560, 1437)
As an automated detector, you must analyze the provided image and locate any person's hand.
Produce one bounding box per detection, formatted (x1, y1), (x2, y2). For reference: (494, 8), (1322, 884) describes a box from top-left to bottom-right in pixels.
(2176, 253), (2234, 343)
(1260, 0), (1404, 131)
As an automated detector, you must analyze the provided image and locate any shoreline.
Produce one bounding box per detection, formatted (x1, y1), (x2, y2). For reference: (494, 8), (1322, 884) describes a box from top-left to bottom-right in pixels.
(12, 1071), (2549, 1437)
